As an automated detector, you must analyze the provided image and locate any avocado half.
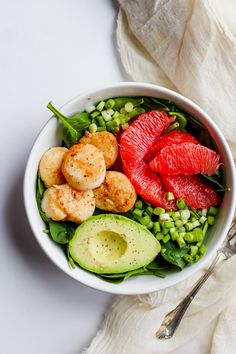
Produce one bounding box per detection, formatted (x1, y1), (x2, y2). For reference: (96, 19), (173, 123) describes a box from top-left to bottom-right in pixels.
(69, 214), (161, 274)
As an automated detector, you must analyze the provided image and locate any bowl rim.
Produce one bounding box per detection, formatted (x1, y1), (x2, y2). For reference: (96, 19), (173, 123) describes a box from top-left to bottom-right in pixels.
(23, 81), (236, 295)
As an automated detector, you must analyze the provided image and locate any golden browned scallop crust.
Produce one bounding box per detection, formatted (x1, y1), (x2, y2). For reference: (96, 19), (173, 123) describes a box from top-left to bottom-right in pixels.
(41, 184), (95, 223)
(79, 131), (118, 169)
(39, 147), (68, 187)
(61, 143), (106, 191)
(93, 171), (136, 213)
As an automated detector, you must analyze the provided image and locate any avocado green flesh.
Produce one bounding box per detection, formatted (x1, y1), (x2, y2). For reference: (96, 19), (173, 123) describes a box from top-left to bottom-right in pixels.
(69, 214), (161, 274)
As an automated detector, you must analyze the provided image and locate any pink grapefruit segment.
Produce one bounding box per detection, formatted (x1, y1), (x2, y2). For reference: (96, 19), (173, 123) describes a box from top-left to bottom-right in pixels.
(149, 142), (220, 176)
(130, 162), (176, 210)
(145, 131), (199, 161)
(120, 110), (177, 209)
(120, 110), (175, 176)
(160, 174), (221, 209)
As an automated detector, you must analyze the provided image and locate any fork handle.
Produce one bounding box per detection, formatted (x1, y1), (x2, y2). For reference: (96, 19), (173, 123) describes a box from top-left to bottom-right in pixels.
(156, 250), (227, 339)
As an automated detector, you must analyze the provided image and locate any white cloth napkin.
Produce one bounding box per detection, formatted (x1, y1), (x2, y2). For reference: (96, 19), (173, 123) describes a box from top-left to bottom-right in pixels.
(84, 1), (236, 353)
(84, 257), (236, 354)
(117, 0), (236, 158)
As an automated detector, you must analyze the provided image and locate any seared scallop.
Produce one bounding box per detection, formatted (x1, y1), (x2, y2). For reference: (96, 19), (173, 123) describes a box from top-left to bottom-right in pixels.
(39, 147), (68, 187)
(41, 184), (95, 223)
(79, 131), (118, 169)
(93, 171), (136, 213)
(62, 143), (106, 191)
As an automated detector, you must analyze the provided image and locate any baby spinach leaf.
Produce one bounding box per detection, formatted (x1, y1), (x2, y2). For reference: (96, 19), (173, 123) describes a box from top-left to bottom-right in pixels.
(67, 244), (76, 269)
(49, 221), (76, 244)
(47, 102), (91, 147)
(112, 97), (144, 111)
(161, 241), (189, 270)
(36, 175), (50, 223)
(201, 174), (229, 191)
(169, 112), (187, 130)
(97, 264), (165, 284)
(126, 107), (145, 120)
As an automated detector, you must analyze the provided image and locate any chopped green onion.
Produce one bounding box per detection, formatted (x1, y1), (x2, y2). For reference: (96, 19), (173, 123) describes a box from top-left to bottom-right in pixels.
(177, 236), (186, 248)
(96, 101), (105, 111)
(89, 123), (97, 133)
(107, 108), (114, 116)
(172, 211), (181, 221)
(124, 102), (134, 112)
(153, 222), (161, 234)
(105, 98), (115, 109)
(177, 227), (186, 233)
(113, 118), (120, 127)
(180, 210), (191, 220)
(146, 206), (154, 216)
(132, 208), (143, 220)
(171, 231), (179, 241)
(184, 229), (203, 242)
(113, 126), (120, 133)
(153, 207), (165, 215)
(164, 122), (180, 134)
(121, 123), (129, 130)
(90, 110), (100, 118)
(184, 232), (194, 242)
(207, 216), (215, 225)
(85, 104), (96, 113)
(186, 222), (194, 231)
(163, 221), (175, 229)
(118, 114), (126, 124)
(175, 219), (184, 228)
(199, 215), (207, 224)
(163, 234), (171, 243)
(192, 220), (200, 228)
(96, 115), (106, 127)
(208, 206), (218, 216)
(146, 220), (154, 229)
(112, 111), (120, 119)
(179, 232), (186, 238)
(202, 222), (209, 237)
(184, 254), (194, 263)
(140, 215), (151, 226)
(190, 245), (198, 257)
(105, 121), (114, 131)
(201, 208), (208, 217)
(135, 200), (143, 209)
(96, 126), (106, 132)
(162, 228), (170, 235)
(101, 110), (112, 121)
(167, 192), (174, 201)
(199, 244), (207, 256)
(159, 213), (171, 221)
(156, 233), (164, 240)
(120, 107), (127, 115)
(176, 199), (186, 210)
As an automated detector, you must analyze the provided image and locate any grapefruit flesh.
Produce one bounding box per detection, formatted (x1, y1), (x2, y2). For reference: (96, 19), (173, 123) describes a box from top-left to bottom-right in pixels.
(161, 174), (221, 208)
(120, 110), (175, 176)
(149, 142), (220, 176)
(120, 110), (176, 209)
(145, 131), (199, 161)
(129, 162), (176, 210)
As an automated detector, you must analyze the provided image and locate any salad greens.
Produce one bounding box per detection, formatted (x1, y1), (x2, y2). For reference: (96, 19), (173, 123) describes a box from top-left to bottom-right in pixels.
(36, 95), (227, 283)
(47, 102), (91, 147)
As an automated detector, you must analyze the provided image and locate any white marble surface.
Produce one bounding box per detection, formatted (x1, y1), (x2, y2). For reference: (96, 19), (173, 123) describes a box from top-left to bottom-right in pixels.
(0, 1), (127, 353)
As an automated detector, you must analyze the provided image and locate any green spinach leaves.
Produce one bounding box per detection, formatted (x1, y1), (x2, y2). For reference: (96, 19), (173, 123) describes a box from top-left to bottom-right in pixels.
(47, 102), (91, 147)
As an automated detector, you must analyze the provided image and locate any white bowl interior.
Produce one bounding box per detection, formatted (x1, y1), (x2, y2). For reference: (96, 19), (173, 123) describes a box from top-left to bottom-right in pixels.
(24, 82), (236, 295)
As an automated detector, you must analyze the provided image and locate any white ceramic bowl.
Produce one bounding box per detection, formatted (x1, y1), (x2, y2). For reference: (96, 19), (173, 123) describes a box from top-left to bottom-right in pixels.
(23, 82), (236, 295)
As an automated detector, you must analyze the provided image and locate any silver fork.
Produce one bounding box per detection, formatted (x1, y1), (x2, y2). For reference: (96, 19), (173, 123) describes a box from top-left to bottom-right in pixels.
(156, 218), (236, 340)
